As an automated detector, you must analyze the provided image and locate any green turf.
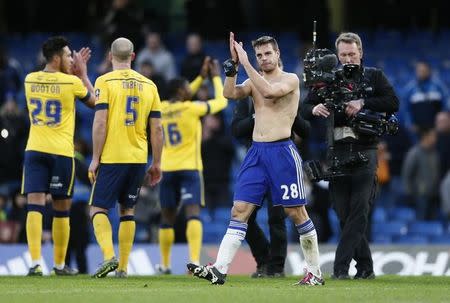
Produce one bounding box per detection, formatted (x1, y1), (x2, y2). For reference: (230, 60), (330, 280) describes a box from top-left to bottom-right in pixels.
(0, 275), (449, 303)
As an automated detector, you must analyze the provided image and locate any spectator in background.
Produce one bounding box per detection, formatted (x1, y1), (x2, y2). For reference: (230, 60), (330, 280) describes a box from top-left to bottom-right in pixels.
(65, 138), (91, 274)
(435, 111), (450, 179)
(135, 32), (177, 82)
(0, 45), (22, 106)
(180, 33), (206, 82)
(139, 60), (167, 99)
(97, 0), (143, 48)
(202, 113), (235, 216)
(402, 61), (449, 133)
(133, 183), (160, 243)
(440, 171), (450, 221)
(402, 127), (440, 220)
(374, 141), (393, 209)
(8, 191), (28, 243)
(0, 100), (28, 193)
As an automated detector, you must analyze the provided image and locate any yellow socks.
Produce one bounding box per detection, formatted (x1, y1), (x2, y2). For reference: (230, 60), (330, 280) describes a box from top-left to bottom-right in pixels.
(92, 212), (115, 260)
(159, 225), (174, 269)
(118, 216), (135, 272)
(52, 211), (70, 268)
(26, 205), (44, 264)
(186, 217), (203, 265)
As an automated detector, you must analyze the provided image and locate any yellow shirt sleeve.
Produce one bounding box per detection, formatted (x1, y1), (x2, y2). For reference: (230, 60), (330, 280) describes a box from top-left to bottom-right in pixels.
(149, 85), (162, 118)
(94, 77), (109, 108)
(207, 76), (228, 114)
(187, 76), (228, 116)
(189, 75), (203, 96)
(73, 76), (89, 101)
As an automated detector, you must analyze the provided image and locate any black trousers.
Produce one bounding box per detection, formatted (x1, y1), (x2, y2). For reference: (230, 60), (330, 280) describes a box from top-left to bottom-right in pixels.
(65, 202), (89, 273)
(245, 196), (287, 274)
(330, 147), (377, 275)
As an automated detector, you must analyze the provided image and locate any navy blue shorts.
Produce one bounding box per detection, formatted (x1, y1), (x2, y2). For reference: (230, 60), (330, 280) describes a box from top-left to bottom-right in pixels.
(22, 150), (75, 198)
(234, 139), (307, 207)
(159, 170), (204, 208)
(89, 163), (146, 209)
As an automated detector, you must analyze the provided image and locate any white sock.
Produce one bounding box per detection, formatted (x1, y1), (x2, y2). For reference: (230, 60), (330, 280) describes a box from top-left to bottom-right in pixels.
(297, 219), (322, 277)
(54, 263), (64, 270)
(213, 220), (247, 274)
(31, 260), (40, 267)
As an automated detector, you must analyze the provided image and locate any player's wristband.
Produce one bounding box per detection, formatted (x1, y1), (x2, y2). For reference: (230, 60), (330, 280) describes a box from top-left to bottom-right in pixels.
(223, 59), (238, 77)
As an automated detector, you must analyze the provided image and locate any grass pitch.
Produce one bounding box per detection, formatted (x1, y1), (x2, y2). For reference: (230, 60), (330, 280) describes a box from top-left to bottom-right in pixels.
(0, 275), (449, 303)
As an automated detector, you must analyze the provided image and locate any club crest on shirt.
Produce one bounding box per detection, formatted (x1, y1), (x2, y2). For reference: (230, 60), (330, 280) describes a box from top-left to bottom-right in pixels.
(95, 88), (100, 99)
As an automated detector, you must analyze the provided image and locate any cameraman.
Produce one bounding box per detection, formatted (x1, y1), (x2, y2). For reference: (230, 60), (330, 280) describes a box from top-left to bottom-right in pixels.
(301, 32), (399, 279)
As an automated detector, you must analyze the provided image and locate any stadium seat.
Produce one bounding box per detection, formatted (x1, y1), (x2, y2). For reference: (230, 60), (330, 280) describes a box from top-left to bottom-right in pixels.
(408, 221), (444, 237)
(372, 221), (408, 237)
(389, 207), (416, 223)
(214, 207), (231, 221)
(328, 209), (340, 236)
(394, 235), (428, 244)
(372, 207), (387, 223)
(429, 235), (450, 244)
(371, 233), (392, 244)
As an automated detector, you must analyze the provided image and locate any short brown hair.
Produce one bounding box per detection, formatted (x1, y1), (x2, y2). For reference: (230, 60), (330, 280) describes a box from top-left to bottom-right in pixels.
(251, 36), (279, 51)
(335, 32), (363, 53)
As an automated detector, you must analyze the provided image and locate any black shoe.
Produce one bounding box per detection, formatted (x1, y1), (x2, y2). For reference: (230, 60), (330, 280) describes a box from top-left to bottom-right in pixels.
(268, 272), (285, 278)
(354, 270), (375, 280)
(52, 265), (78, 276)
(27, 265), (43, 276)
(250, 264), (267, 278)
(92, 257), (119, 278)
(330, 272), (350, 280)
(187, 263), (226, 285)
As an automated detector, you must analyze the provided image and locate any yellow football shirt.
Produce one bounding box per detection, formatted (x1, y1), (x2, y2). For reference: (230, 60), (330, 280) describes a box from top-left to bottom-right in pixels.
(24, 71), (89, 157)
(161, 76), (228, 171)
(94, 69), (161, 163)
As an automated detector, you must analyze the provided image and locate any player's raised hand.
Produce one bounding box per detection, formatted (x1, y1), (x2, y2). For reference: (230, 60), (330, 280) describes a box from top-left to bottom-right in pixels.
(233, 40), (248, 65)
(78, 47), (92, 64)
(88, 159), (99, 184)
(209, 59), (220, 77)
(72, 50), (87, 77)
(200, 56), (211, 78)
(229, 32), (239, 63)
(146, 163), (162, 187)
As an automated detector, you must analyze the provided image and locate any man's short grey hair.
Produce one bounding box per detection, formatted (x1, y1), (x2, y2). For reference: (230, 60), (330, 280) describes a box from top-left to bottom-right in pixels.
(111, 37), (134, 62)
(335, 32), (363, 53)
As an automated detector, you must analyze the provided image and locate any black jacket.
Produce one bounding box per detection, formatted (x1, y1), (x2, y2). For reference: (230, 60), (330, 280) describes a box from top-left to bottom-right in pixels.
(301, 66), (399, 147)
(231, 97), (311, 147)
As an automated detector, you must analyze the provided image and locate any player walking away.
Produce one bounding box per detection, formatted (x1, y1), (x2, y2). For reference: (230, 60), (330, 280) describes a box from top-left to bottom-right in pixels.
(22, 36), (95, 276)
(157, 57), (228, 274)
(88, 37), (163, 278)
(187, 33), (324, 286)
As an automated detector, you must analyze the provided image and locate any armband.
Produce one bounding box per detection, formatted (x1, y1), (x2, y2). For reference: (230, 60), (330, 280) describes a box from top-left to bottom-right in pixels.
(222, 59), (238, 77)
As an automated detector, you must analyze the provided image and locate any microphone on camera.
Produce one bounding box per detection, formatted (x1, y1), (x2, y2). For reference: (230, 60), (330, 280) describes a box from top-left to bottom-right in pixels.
(317, 54), (338, 72)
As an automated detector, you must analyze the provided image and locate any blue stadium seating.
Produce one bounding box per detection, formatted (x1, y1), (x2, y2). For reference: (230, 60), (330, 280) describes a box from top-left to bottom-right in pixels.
(389, 207), (416, 223)
(408, 221), (444, 237)
(328, 209), (340, 236)
(372, 234), (392, 244)
(429, 235), (450, 244)
(394, 235), (428, 244)
(372, 221), (408, 237)
(372, 207), (387, 223)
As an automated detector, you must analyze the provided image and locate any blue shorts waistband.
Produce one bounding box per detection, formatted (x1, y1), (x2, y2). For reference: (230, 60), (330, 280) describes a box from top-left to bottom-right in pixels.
(251, 138), (293, 148)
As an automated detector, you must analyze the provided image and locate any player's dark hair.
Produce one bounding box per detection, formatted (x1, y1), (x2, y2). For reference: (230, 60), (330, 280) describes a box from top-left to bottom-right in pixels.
(42, 36), (69, 62)
(167, 77), (188, 99)
(251, 36), (279, 51)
